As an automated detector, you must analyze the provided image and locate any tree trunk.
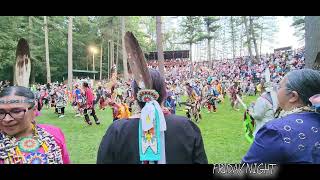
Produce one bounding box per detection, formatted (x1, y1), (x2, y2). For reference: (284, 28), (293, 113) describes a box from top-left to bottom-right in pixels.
(112, 40), (115, 69)
(194, 43), (197, 62)
(189, 43), (193, 77)
(100, 42), (103, 80)
(108, 41), (111, 80)
(222, 27), (226, 60)
(109, 40), (114, 80)
(208, 38), (212, 66)
(260, 21), (263, 57)
(240, 23), (243, 57)
(198, 43), (200, 62)
(86, 54), (89, 71)
(189, 43), (192, 62)
(243, 16), (254, 62)
(305, 16), (320, 70)
(197, 43), (199, 62)
(29, 16), (35, 85)
(13, 65), (16, 85)
(110, 40), (114, 72)
(213, 38), (216, 63)
(156, 16), (165, 77)
(198, 42), (202, 62)
(110, 41), (112, 70)
(44, 16), (51, 83)
(121, 16), (129, 80)
(111, 27), (115, 71)
(107, 41), (110, 80)
(198, 43), (201, 62)
(93, 51), (95, 80)
(195, 43), (197, 62)
(206, 20), (211, 63)
(231, 16), (236, 59)
(67, 16), (73, 89)
(111, 40), (114, 70)
(200, 42), (202, 62)
(116, 29), (120, 75)
(249, 16), (259, 62)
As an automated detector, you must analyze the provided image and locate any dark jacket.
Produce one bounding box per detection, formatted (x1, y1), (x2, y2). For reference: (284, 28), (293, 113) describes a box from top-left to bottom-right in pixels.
(97, 114), (208, 164)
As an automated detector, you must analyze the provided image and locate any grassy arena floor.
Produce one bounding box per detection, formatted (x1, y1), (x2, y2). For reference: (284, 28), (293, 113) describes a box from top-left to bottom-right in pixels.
(37, 95), (257, 164)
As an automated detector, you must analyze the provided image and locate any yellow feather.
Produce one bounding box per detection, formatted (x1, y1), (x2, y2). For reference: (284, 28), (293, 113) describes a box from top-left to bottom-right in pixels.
(146, 115), (151, 124)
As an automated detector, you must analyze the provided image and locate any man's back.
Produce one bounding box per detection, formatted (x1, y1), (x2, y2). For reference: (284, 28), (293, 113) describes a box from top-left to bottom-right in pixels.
(85, 88), (94, 107)
(97, 114), (207, 164)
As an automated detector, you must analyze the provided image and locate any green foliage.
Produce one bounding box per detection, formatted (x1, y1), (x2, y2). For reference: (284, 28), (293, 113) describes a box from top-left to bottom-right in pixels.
(0, 16), (29, 80)
(179, 16), (203, 45)
(0, 16), (151, 82)
(252, 16), (278, 43)
(0, 16), (282, 82)
(291, 16), (305, 41)
(200, 16), (220, 41)
(125, 16), (157, 53)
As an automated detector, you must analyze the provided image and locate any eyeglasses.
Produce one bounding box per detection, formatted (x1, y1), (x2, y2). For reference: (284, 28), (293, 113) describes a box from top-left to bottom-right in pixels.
(0, 106), (33, 120)
(273, 84), (286, 92)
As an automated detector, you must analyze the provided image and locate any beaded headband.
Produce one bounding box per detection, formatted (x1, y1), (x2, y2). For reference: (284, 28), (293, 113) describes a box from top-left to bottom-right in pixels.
(0, 99), (34, 104)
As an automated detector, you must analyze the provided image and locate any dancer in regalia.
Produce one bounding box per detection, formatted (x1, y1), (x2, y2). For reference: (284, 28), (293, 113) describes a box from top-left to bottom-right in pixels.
(248, 68), (278, 137)
(82, 82), (100, 125)
(97, 32), (207, 164)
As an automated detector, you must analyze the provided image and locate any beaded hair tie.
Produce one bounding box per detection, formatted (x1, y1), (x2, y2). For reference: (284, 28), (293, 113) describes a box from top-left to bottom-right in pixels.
(137, 89), (159, 103)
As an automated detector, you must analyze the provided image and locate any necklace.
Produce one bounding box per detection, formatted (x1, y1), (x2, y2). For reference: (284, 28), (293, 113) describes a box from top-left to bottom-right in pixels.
(278, 106), (315, 118)
(0, 124), (63, 164)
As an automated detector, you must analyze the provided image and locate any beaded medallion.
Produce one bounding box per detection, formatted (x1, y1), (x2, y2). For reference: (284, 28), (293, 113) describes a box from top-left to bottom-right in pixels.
(26, 152), (47, 164)
(0, 125), (64, 164)
(18, 137), (40, 153)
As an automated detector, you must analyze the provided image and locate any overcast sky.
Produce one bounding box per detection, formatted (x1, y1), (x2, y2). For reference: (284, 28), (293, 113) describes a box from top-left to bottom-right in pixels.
(273, 16), (303, 49)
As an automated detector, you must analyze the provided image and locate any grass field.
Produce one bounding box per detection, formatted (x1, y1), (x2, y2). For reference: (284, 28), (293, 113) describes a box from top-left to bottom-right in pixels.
(37, 95), (257, 164)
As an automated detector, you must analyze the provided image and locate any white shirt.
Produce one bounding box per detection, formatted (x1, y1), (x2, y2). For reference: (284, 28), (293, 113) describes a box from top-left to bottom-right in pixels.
(249, 91), (278, 137)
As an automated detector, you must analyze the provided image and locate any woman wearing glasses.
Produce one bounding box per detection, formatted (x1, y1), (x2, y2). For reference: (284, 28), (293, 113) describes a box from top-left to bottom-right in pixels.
(0, 86), (70, 164)
(242, 69), (320, 164)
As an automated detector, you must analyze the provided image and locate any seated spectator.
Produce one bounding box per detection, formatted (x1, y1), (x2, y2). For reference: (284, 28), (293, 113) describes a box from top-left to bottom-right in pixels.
(242, 69), (320, 164)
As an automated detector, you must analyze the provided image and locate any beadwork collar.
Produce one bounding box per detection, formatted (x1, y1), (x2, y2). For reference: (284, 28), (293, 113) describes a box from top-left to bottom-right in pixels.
(278, 106), (316, 118)
(0, 124), (63, 164)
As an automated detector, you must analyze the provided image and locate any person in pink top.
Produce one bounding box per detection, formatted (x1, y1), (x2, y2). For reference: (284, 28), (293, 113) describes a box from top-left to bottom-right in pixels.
(82, 82), (100, 125)
(0, 86), (70, 164)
